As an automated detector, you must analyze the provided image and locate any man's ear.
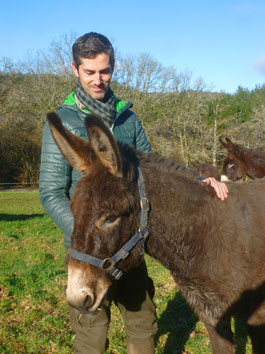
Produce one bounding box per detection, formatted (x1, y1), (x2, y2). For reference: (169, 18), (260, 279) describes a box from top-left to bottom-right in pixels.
(72, 62), (79, 78)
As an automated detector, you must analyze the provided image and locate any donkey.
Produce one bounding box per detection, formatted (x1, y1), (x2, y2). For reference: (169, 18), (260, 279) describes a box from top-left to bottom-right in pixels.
(192, 163), (221, 181)
(220, 137), (265, 181)
(47, 113), (265, 354)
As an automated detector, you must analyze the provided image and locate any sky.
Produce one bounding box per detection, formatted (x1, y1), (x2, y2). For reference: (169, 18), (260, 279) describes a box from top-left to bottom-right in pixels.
(1, 0), (265, 94)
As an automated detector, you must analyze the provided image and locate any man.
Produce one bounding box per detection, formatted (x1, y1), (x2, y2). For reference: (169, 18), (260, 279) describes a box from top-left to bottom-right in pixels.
(39, 32), (157, 354)
(39, 32), (228, 354)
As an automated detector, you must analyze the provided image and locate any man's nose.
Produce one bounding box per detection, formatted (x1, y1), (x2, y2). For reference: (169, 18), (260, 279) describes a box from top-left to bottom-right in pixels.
(93, 73), (102, 85)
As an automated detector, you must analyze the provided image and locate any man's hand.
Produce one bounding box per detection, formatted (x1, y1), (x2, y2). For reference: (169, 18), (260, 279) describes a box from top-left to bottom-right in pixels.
(203, 177), (229, 201)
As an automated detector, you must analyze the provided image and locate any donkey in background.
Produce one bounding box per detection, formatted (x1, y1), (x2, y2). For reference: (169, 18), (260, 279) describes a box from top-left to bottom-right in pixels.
(192, 163), (221, 181)
(220, 137), (265, 181)
(48, 113), (265, 353)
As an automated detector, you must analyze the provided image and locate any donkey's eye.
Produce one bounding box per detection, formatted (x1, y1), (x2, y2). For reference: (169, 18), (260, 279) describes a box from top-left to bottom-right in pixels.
(106, 215), (118, 223)
(96, 214), (121, 230)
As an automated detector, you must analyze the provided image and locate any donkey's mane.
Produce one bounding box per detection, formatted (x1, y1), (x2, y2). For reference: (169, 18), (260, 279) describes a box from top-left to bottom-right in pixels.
(117, 141), (200, 183)
(234, 142), (265, 159)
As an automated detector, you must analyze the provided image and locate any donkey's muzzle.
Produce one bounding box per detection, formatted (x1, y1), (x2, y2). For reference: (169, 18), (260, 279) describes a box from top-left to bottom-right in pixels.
(66, 287), (94, 312)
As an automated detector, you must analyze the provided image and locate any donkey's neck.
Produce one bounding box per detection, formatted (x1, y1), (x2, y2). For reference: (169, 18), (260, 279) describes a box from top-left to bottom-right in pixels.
(243, 151), (265, 178)
(138, 154), (217, 277)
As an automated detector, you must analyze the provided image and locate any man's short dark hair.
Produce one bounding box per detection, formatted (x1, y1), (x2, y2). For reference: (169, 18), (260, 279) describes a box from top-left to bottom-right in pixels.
(72, 32), (115, 70)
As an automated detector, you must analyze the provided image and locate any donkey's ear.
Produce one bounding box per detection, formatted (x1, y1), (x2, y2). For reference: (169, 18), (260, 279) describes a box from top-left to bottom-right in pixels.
(85, 115), (123, 178)
(219, 138), (226, 148)
(225, 137), (233, 146)
(47, 112), (94, 173)
(220, 137), (233, 150)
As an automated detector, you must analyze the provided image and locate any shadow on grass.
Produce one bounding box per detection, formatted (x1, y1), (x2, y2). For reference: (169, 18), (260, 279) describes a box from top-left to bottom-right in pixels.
(234, 319), (249, 354)
(155, 287), (259, 353)
(0, 213), (45, 222)
(155, 291), (198, 353)
(216, 280), (265, 353)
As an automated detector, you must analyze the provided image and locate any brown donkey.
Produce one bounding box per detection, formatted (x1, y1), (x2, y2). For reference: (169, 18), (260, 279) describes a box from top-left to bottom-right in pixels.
(220, 137), (265, 181)
(48, 113), (265, 354)
(192, 163), (221, 181)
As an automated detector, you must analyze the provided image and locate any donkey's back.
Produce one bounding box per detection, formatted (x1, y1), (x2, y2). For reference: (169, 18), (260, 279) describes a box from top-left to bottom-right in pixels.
(154, 170), (265, 353)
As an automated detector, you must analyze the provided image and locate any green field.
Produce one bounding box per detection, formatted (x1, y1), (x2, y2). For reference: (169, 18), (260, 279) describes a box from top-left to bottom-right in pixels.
(0, 191), (252, 353)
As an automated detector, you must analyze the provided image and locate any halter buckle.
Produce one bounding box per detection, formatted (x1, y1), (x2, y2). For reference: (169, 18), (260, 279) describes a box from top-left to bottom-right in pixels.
(102, 258), (113, 270)
(140, 197), (149, 212)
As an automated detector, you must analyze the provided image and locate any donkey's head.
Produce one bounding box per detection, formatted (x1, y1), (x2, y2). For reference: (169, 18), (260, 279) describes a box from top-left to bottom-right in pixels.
(47, 113), (144, 313)
(220, 137), (247, 181)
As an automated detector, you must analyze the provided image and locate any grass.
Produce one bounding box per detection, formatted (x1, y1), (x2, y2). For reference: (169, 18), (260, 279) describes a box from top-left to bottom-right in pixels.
(0, 191), (252, 353)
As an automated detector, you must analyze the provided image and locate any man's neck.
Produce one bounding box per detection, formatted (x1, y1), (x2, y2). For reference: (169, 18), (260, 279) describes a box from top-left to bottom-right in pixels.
(75, 94), (86, 109)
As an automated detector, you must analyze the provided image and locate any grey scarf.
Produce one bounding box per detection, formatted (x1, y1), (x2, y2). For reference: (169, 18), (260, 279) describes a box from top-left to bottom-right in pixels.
(75, 79), (117, 128)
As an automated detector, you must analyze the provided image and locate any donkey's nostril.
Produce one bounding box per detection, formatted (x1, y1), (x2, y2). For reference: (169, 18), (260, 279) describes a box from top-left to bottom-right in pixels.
(83, 294), (93, 310)
(66, 288), (94, 311)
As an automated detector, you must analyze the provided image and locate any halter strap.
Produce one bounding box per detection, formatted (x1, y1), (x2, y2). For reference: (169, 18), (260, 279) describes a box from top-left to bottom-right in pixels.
(137, 167), (149, 255)
(71, 166), (149, 280)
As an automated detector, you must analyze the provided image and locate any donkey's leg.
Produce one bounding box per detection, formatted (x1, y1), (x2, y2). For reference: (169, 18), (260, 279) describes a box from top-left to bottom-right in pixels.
(204, 319), (235, 354)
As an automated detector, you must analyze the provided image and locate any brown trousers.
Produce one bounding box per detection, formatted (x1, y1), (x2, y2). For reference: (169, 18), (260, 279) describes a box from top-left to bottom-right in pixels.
(65, 248), (157, 354)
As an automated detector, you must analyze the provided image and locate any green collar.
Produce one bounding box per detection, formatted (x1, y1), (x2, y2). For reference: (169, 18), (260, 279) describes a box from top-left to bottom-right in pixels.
(63, 92), (129, 113)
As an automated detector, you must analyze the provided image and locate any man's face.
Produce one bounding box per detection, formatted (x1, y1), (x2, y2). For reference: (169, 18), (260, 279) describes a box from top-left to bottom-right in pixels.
(72, 53), (113, 101)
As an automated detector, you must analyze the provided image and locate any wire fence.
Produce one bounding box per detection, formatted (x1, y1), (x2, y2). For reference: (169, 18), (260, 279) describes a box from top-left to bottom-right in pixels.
(0, 183), (39, 185)
(0, 182), (39, 190)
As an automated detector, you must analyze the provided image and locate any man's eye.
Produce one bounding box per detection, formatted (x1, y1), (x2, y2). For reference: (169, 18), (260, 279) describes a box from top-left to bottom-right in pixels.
(101, 69), (111, 75)
(85, 71), (94, 75)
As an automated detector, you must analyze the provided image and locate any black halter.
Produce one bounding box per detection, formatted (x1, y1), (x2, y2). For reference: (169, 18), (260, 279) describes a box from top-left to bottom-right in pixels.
(70, 166), (149, 280)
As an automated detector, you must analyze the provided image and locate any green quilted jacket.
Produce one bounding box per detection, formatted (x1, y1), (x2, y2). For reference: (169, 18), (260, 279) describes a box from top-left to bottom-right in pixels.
(39, 92), (151, 247)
